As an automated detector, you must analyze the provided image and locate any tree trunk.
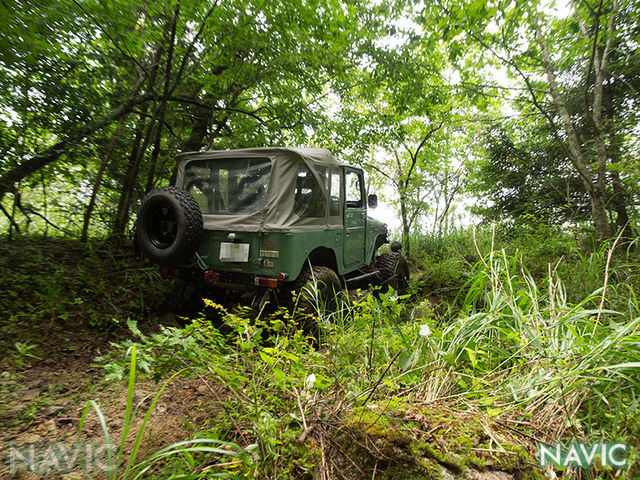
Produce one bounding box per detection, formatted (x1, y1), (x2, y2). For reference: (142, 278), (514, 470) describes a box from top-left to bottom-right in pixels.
(110, 45), (164, 240)
(589, 187), (611, 242)
(609, 168), (629, 230)
(399, 195), (410, 255)
(81, 117), (126, 242)
(145, 5), (180, 193)
(603, 69), (631, 232)
(182, 101), (213, 152)
(111, 112), (158, 239)
(534, 22), (612, 242)
(8, 187), (20, 240)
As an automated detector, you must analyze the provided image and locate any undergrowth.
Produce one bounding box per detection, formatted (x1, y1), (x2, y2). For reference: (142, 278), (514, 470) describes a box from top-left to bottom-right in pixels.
(3, 230), (640, 478)
(0, 236), (171, 361)
(98, 234), (640, 478)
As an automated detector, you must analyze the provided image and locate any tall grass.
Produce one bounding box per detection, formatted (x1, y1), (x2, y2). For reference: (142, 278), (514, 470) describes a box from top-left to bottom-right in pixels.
(80, 346), (256, 479)
(430, 248), (640, 440)
(95, 227), (640, 478)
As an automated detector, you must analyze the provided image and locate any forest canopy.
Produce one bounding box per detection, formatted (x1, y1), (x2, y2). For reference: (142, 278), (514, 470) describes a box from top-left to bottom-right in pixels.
(0, 0), (638, 247)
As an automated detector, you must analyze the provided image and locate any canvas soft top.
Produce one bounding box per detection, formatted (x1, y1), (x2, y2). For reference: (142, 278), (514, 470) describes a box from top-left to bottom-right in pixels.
(174, 147), (346, 233)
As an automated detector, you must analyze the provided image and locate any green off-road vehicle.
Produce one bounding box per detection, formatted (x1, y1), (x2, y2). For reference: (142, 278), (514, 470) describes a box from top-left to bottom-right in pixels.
(135, 147), (409, 312)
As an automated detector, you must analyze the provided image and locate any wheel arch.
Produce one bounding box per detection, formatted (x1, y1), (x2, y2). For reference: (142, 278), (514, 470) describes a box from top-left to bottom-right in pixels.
(293, 246), (343, 287)
(367, 232), (389, 264)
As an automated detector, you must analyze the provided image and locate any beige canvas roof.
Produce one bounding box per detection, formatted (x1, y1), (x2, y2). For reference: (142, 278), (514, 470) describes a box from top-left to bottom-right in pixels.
(174, 147), (346, 233)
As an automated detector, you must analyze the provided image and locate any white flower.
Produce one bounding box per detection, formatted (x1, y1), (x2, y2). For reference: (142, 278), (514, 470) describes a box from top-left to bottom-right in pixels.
(419, 323), (431, 338)
(305, 373), (316, 389)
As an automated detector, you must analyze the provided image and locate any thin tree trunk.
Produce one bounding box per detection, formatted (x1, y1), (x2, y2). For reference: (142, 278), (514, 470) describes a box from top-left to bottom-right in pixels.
(8, 187), (19, 240)
(41, 170), (48, 238)
(535, 21), (611, 242)
(183, 101), (214, 152)
(603, 66), (630, 232)
(112, 112), (158, 239)
(393, 150), (411, 254)
(81, 116), (126, 242)
(609, 162), (629, 229)
(145, 4), (180, 192)
(111, 45), (164, 240)
(400, 195), (410, 256)
(0, 202), (20, 236)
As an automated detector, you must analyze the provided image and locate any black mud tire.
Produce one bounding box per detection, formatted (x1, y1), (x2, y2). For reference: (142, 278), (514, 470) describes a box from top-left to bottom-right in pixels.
(294, 266), (342, 314)
(168, 279), (205, 317)
(136, 186), (203, 266)
(291, 266), (342, 338)
(375, 252), (410, 295)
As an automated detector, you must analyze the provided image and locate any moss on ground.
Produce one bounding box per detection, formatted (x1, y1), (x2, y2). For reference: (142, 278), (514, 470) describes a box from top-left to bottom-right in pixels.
(325, 400), (545, 479)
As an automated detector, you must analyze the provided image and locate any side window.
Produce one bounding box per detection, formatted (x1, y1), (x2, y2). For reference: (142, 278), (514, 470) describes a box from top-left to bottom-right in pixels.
(345, 170), (363, 209)
(315, 165), (329, 191)
(329, 168), (341, 216)
(294, 164), (326, 218)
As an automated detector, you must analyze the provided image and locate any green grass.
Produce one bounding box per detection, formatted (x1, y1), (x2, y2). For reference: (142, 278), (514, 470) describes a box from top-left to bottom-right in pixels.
(3, 231), (640, 478)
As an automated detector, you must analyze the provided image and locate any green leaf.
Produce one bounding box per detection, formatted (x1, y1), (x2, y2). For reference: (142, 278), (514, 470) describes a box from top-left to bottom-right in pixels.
(313, 374), (333, 389)
(465, 347), (478, 369)
(260, 351), (275, 365)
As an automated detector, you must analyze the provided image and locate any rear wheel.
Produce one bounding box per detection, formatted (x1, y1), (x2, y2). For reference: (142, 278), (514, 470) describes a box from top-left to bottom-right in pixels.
(376, 252), (410, 294)
(290, 265), (342, 338)
(168, 279), (205, 317)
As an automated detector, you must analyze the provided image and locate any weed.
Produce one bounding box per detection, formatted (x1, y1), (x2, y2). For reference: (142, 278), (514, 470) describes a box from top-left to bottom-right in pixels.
(80, 346), (256, 479)
(13, 341), (41, 367)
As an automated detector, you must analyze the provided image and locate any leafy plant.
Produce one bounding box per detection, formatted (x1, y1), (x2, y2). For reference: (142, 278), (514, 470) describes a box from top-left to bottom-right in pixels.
(80, 346), (256, 479)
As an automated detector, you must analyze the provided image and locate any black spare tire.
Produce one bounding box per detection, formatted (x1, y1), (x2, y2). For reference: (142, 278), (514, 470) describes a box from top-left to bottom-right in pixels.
(136, 186), (203, 266)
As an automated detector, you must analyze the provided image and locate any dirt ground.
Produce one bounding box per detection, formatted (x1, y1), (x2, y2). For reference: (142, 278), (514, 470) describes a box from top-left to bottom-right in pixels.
(0, 327), (224, 480)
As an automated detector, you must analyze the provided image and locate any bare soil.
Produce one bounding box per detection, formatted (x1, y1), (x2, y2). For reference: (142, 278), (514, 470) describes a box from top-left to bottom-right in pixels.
(0, 329), (224, 480)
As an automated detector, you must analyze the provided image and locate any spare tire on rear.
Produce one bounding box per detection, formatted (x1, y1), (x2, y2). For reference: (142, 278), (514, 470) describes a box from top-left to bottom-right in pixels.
(136, 186), (203, 266)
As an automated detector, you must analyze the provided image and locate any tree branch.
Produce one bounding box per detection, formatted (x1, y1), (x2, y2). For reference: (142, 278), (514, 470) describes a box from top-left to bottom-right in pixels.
(170, 1), (221, 95)
(362, 161), (399, 188)
(0, 78), (151, 201)
(0, 203), (20, 233)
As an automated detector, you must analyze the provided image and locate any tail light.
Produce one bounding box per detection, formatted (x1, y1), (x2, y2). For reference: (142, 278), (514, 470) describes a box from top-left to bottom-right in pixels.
(204, 270), (221, 285)
(160, 266), (175, 276)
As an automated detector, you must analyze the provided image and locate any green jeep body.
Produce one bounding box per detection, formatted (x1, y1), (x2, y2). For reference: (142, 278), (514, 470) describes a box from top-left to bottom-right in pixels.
(136, 147), (405, 308)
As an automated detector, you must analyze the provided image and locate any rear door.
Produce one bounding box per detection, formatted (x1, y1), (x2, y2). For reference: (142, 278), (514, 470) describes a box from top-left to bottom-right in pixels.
(343, 168), (366, 268)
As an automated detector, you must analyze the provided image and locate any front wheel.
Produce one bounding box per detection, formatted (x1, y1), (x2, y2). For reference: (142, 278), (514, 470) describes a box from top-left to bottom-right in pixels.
(375, 252), (410, 294)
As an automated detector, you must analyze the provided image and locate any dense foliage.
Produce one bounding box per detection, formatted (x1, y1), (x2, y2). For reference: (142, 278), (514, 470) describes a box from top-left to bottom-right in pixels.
(2, 0), (637, 241)
(1, 0), (639, 478)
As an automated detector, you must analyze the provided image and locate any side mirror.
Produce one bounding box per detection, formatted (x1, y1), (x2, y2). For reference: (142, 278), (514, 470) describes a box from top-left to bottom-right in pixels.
(367, 194), (378, 209)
